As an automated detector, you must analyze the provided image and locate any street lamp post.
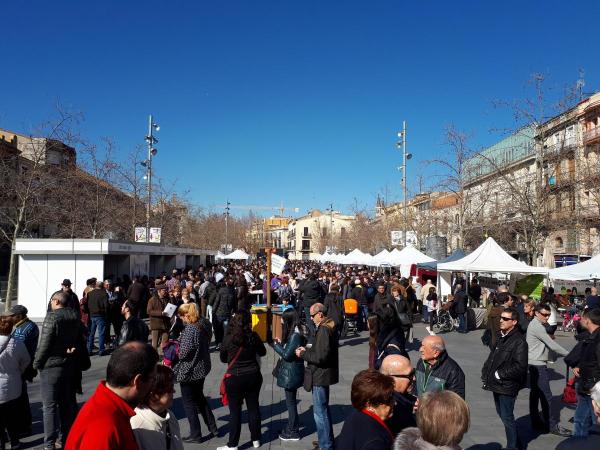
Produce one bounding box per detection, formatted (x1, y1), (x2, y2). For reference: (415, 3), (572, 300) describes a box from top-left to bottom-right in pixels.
(141, 115), (159, 242)
(396, 121), (412, 247)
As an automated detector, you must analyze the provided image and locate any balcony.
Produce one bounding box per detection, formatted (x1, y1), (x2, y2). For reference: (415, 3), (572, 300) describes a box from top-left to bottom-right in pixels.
(543, 140), (576, 158)
(584, 127), (600, 146)
(301, 233), (312, 239)
(300, 246), (312, 252)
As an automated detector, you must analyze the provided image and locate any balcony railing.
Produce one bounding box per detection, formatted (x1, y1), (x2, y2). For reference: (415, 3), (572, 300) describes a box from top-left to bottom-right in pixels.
(301, 233), (312, 239)
(300, 246), (312, 252)
(584, 127), (600, 145)
(543, 140), (576, 157)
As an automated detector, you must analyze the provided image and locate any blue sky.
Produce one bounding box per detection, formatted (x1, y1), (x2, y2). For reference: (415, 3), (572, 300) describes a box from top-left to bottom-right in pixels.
(2, 0), (598, 217)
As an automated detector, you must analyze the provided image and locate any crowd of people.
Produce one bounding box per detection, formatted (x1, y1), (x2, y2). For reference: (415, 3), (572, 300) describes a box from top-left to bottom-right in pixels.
(0, 259), (599, 450)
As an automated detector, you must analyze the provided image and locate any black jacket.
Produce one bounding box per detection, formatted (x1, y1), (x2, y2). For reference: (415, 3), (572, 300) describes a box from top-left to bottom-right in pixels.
(336, 408), (393, 450)
(204, 282), (218, 306)
(323, 292), (344, 328)
(453, 290), (468, 314)
(415, 352), (465, 399)
(127, 281), (148, 306)
(373, 292), (393, 312)
(392, 297), (413, 330)
(351, 285), (367, 305)
(47, 290), (81, 318)
(299, 279), (324, 308)
(577, 328), (600, 393)
(118, 316), (150, 346)
(374, 327), (408, 370)
(386, 391), (417, 437)
(33, 307), (83, 371)
(302, 318), (339, 386)
(213, 285), (236, 318)
(87, 288), (109, 316)
(481, 327), (528, 396)
(220, 331), (266, 377)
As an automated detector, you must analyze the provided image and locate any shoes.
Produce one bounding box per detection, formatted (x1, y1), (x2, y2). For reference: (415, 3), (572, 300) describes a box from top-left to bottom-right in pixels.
(252, 441), (260, 448)
(182, 435), (202, 444)
(549, 425), (571, 437)
(216, 446), (237, 450)
(279, 430), (300, 441)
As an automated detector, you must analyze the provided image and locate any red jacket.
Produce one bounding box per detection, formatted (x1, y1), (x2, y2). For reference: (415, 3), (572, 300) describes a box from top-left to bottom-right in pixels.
(65, 381), (139, 450)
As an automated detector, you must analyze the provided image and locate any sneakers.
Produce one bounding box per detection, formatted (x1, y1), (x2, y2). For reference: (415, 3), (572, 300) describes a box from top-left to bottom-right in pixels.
(279, 430), (300, 441)
(549, 425), (571, 437)
(252, 441), (260, 448)
(216, 446), (237, 450)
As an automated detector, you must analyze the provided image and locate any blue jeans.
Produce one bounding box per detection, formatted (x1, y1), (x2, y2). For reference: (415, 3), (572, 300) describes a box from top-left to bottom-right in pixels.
(422, 305), (429, 322)
(573, 389), (596, 437)
(312, 385), (333, 450)
(529, 365), (559, 429)
(284, 388), (299, 434)
(458, 312), (467, 332)
(493, 392), (519, 450)
(360, 304), (369, 330)
(40, 366), (78, 447)
(87, 315), (106, 354)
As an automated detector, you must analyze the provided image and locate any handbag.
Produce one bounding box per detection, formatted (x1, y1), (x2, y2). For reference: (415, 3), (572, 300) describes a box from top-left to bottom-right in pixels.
(562, 366), (577, 404)
(220, 347), (243, 406)
(272, 358), (283, 378)
(398, 313), (411, 327)
(303, 366), (313, 392)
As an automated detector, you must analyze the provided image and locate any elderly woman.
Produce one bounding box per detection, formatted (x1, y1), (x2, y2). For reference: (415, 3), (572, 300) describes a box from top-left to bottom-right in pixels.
(592, 381), (600, 422)
(394, 390), (470, 450)
(172, 303), (217, 444)
(336, 369), (395, 450)
(0, 316), (31, 450)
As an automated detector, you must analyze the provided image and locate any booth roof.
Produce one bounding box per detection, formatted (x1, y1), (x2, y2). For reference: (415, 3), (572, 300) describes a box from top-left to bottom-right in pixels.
(222, 249), (250, 260)
(437, 237), (548, 274)
(417, 249), (467, 270)
(389, 245), (435, 266)
(549, 254), (600, 281)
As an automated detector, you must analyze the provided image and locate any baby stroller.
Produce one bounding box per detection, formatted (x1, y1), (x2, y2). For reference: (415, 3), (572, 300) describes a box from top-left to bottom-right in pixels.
(341, 298), (359, 338)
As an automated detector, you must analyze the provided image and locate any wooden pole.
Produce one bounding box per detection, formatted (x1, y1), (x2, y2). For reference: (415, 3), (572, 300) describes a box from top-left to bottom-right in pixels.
(266, 248), (272, 309)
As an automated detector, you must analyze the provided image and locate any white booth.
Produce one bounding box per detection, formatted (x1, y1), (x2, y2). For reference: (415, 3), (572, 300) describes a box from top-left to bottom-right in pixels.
(13, 239), (217, 320)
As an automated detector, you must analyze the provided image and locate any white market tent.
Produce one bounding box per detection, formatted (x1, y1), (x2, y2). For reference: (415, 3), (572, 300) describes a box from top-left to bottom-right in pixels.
(373, 249), (394, 266)
(340, 248), (371, 265)
(388, 245), (435, 277)
(437, 237), (548, 296)
(549, 254), (600, 281)
(215, 251), (226, 260)
(222, 249), (250, 261)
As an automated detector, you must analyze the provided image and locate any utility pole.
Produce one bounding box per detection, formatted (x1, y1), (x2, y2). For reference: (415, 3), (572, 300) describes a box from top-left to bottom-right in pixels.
(142, 115), (159, 242)
(328, 203), (334, 251)
(396, 121), (412, 247)
(224, 200), (231, 252)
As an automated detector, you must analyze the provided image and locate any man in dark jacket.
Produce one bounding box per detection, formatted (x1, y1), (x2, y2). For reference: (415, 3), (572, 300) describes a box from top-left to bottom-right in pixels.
(481, 307), (528, 450)
(453, 284), (469, 333)
(469, 278), (482, 307)
(86, 280), (109, 356)
(350, 278), (368, 331)
(373, 282), (392, 312)
(47, 279), (81, 319)
(126, 276), (148, 317)
(380, 354), (416, 436)
(572, 308), (600, 438)
(296, 303), (338, 450)
(118, 300), (150, 346)
(212, 277), (236, 349)
(147, 285), (171, 352)
(298, 274), (324, 336)
(34, 291), (85, 450)
(416, 335), (465, 399)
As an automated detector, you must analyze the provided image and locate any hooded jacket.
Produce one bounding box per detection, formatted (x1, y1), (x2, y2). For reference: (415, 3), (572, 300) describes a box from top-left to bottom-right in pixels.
(394, 428), (462, 450)
(130, 407), (184, 450)
(302, 317), (339, 386)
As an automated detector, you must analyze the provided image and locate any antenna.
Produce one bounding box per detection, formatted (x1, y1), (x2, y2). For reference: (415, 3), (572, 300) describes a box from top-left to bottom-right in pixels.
(577, 68), (585, 101)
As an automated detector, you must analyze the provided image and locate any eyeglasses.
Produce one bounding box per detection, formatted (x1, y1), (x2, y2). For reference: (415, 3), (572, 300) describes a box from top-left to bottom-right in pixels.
(310, 312), (322, 318)
(390, 369), (415, 380)
(538, 312), (551, 317)
(499, 316), (514, 321)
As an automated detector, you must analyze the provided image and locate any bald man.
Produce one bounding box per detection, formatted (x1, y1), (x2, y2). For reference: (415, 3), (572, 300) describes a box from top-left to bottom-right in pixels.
(415, 335), (465, 399)
(380, 355), (417, 436)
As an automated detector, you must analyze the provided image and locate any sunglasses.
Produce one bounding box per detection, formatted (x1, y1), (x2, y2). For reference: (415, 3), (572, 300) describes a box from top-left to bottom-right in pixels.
(310, 312), (322, 318)
(500, 316), (515, 321)
(538, 312), (551, 317)
(391, 369), (416, 380)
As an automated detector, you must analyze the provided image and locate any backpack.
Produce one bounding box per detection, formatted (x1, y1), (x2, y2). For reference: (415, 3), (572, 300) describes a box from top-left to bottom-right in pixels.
(162, 339), (180, 367)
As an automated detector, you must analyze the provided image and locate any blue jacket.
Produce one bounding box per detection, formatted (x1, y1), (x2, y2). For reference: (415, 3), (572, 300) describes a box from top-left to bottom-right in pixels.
(13, 319), (39, 359)
(274, 332), (305, 390)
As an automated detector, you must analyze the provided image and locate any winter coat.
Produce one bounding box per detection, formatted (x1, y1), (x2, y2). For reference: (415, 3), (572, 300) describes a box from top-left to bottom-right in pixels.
(374, 326), (408, 370)
(393, 297), (413, 330)
(386, 391), (417, 437)
(486, 306), (503, 348)
(213, 285), (236, 318)
(118, 316), (150, 346)
(336, 408), (393, 450)
(33, 307), (82, 371)
(481, 327), (528, 396)
(351, 285), (367, 306)
(415, 352), (465, 399)
(373, 292), (393, 312)
(274, 332), (305, 390)
(127, 281), (148, 307)
(220, 331), (267, 377)
(173, 320), (212, 383)
(204, 282), (218, 306)
(12, 318), (39, 358)
(575, 328), (600, 393)
(0, 336), (30, 404)
(394, 427), (462, 450)
(453, 290), (468, 314)
(323, 292), (344, 328)
(147, 295), (170, 331)
(299, 279), (324, 308)
(87, 288), (109, 316)
(130, 407), (184, 450)
(301, 317), (339, 386)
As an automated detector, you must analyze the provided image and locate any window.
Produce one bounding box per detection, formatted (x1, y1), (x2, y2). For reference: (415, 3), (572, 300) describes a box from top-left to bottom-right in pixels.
(555, 237), (564, 248)
(303, 227), (309, 237)
(301, 240), (310, 251)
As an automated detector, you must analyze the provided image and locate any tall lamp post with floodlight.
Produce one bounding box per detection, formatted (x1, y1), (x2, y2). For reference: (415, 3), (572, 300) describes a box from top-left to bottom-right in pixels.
(141, 115), (159, 242)
(396, 121), (412, 247)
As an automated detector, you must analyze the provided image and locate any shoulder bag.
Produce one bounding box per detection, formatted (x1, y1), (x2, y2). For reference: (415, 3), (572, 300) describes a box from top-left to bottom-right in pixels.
(220, 346), (243, 406)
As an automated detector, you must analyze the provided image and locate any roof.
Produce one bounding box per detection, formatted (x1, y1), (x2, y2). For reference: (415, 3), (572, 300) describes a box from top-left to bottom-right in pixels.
(549, 254), (600, 281)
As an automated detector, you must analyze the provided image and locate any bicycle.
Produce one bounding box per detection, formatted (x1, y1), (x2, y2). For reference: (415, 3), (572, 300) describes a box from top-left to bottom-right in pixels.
(432, 309), (456, 333)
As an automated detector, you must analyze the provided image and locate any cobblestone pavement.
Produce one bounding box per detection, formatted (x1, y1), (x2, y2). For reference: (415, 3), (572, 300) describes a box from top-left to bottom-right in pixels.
(21, 323), (600, 449)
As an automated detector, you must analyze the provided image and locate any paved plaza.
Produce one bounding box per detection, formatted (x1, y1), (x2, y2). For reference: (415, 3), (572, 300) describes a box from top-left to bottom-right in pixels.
(21, 323), (600, 450)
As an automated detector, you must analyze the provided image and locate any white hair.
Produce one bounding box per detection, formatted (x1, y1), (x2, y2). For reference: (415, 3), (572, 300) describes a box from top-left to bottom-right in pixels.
(592, 381), (600, 405)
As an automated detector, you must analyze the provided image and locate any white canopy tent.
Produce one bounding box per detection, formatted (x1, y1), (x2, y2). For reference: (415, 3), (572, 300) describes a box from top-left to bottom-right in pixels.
(373, 249), (394, 266)
(221, 249), (250, 261)
(340, 248), (371, 265)
(215, 251), (226, 260)
(549, 254), (600, 281)
(387, 245), (435, 277)
(437, 237), (548, 296)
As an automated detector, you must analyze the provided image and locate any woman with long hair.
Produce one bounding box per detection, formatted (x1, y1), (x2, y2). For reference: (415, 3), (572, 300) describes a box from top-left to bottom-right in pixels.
(368, 314), (380, 369)
(273, 309), (305, 441)
(218, 310), (266, 450)
(373, 303), (408, 370)
(172, 303), (217, 444)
